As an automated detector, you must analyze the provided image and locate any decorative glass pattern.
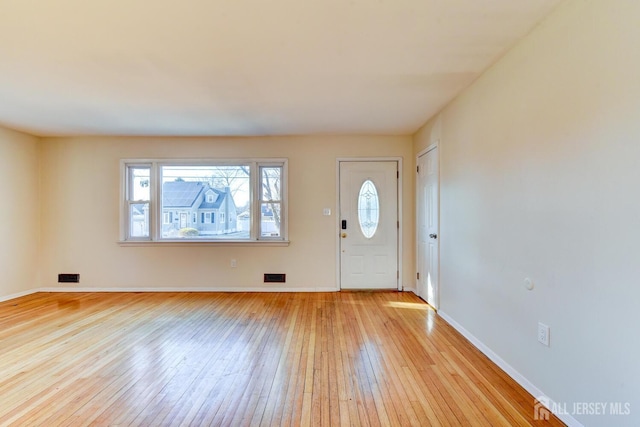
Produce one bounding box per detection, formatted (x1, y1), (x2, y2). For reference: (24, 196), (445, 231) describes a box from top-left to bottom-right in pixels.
(358, 180), (379, 238)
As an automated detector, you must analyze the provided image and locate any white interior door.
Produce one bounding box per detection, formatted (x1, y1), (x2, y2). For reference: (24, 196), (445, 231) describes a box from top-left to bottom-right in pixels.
(417, 148), (439, 308)
(339, 161), (398, 289)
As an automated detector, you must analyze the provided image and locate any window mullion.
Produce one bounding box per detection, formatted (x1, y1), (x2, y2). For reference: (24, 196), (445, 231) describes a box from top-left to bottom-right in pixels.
(252, 162), (259, 240)
(124, 200), (131, 239)
(151, 162), (160, 241)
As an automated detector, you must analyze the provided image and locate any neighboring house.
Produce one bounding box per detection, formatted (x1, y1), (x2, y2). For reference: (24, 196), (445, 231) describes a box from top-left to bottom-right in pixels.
(130, 204), (148, 237)
(261, 204), (278, 236)
(235, 204), (279, 235)
(162, 181), (238, 237)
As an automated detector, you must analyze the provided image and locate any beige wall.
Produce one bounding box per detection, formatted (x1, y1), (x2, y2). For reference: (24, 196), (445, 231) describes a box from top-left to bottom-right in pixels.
(0, 126), (40, 298)
(414, 1), (640, 426)
(39, 135), (413, 291)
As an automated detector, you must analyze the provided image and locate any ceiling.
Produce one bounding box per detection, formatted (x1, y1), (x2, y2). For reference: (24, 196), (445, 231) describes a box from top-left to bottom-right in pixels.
(0, 0), (561, 137)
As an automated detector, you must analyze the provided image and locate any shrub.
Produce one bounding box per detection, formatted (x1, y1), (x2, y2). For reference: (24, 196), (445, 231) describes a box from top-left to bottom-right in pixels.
(179, 228), (199, 237)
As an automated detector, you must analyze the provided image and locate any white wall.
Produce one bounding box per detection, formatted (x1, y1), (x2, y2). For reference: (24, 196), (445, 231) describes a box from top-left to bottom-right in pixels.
(414, 1), (640, 425)
(39, 135), (413, 291)
(0, 126), (40, 299)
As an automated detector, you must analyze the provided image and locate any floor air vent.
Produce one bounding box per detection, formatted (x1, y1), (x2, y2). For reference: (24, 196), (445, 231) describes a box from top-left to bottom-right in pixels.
(264, 273), (286, 283)
(58, 273), (80, 283)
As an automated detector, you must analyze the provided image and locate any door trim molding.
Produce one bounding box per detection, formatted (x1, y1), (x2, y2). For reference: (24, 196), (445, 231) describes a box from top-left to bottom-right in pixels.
(416, 142), (440, 308)
(336, 157), (403, 291)
(417, 142), (439, 158)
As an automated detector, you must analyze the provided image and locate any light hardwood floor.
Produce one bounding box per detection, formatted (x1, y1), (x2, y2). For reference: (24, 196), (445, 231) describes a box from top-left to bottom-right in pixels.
(0, 292), (564, 426)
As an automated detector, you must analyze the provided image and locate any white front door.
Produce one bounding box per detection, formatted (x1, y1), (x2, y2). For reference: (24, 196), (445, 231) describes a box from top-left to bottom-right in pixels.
(417, 147), (439, 308)
(339, 161), (398, 289)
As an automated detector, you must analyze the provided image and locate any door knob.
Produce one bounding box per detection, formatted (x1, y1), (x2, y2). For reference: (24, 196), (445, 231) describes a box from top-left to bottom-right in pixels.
(341, 233), (347, 238)
(429, 233), (438, 239)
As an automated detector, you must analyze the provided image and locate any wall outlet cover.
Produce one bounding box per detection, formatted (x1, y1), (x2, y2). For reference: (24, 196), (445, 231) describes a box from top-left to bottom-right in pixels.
(538, 322), (550, 346)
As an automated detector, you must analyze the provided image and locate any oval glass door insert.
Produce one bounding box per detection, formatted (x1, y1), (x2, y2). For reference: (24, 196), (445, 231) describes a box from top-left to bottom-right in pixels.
(358, 179), (380, 238)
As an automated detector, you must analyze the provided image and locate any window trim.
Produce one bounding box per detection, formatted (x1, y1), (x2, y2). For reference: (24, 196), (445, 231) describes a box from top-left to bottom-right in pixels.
(258, 164), (285, 239)
(120, 158), (289, 245)
(121, 162), (153, 241)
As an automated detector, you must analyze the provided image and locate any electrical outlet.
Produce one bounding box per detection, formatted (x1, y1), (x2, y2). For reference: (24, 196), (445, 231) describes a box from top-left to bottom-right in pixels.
(230, 259), (237, 268)
(538, 322), (550, 346)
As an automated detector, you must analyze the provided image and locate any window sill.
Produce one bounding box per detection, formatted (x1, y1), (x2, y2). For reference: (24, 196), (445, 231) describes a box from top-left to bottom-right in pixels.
(118, 239), (290, 247)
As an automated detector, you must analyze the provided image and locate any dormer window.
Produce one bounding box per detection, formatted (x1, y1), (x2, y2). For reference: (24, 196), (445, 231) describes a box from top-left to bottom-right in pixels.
(207, 194), (214, 203)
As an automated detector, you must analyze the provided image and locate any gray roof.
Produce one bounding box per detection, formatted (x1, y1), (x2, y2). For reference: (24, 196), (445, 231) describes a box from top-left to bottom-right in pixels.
(198, 188), (225, 210)
(162, 181), (206, 208)
(162, 181), (229, 209)
(131, 204), (144, 216)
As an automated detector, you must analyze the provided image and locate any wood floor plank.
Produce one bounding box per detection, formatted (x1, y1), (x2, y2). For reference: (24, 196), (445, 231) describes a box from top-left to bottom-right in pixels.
(0, 291), (565, 426)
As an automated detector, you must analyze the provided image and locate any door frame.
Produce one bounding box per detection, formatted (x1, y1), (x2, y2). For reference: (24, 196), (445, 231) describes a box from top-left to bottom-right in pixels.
(336, 157), (403, 291)
(416, 143), (440, 308)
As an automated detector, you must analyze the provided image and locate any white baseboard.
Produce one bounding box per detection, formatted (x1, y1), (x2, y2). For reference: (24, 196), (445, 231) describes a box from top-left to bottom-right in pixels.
(438, 311), (583, 427)
(0, 289), (38, 303)
(36, 286), (340, 293)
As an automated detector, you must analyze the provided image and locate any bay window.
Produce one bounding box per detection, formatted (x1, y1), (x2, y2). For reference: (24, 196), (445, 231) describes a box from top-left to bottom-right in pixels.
(121, 159), (287, 243)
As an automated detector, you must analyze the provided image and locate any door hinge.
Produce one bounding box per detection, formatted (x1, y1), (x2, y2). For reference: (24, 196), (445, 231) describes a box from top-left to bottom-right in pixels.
(417, 272), (420, 280)
(397, 171), (399, 179)
(417, 165), (420, 173)
(397, 221), (400, 229)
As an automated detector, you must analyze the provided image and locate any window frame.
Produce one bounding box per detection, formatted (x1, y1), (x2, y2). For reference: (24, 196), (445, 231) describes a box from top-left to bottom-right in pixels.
(120, 158), (288, 245)
(122, 162), (152, 241)
(258, 164), (285, 239)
